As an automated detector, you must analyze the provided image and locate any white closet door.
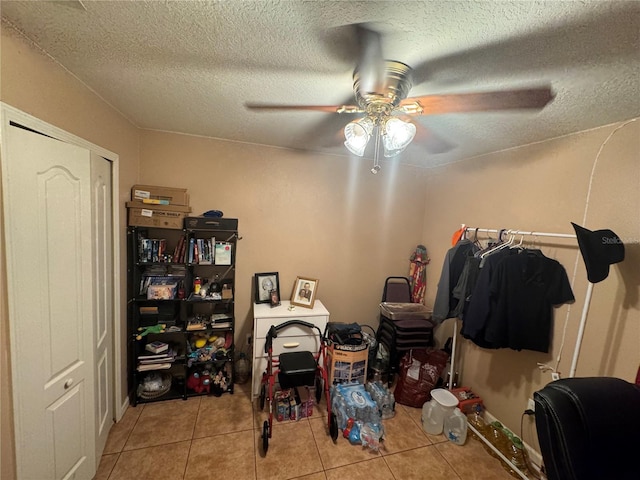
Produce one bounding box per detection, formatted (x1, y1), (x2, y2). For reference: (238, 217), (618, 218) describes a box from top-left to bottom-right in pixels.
(4, 125), (96, 479)
(91, 152), (114, 460)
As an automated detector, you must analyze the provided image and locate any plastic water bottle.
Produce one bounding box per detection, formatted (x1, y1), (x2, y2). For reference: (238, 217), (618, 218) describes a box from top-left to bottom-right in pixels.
(444, 407), (468, 445)
(421, 399), (444, 435)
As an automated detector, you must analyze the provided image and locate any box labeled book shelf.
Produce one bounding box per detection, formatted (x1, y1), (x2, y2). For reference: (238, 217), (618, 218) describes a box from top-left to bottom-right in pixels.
(127, 201), (192, 229)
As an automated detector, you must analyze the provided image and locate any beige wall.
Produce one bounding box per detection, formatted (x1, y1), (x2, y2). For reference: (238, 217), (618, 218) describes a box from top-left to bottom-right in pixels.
(422, 120), (640, 449)
(0, 23), (140, 479)
(139, 130), (429, 344)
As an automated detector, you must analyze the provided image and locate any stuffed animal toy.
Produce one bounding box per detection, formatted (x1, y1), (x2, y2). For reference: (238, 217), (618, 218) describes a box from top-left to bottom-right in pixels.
(136, 323), (166, 340)
(212, 370), (228, 396)
(187, 370), (212, 394)
(200, 370), (211, 394)
(187, 371), (201, 392)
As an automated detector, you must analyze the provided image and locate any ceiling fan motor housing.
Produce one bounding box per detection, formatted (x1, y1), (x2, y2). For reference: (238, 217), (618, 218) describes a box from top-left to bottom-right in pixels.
(353, 60), (413, 113)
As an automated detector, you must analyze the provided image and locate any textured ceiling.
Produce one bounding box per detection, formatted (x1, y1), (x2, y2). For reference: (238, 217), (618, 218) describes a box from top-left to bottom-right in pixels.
(1, 0), (639, 168)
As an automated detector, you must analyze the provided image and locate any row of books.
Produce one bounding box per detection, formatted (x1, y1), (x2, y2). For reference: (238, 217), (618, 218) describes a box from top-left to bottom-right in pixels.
(172, 235), (189, 263)
(187, 238), (232, 265)
(188, 237), (216, 264)
(136, 235), (191, 264)
(138, 238), (168, 263)
(137, 234), (233, 266)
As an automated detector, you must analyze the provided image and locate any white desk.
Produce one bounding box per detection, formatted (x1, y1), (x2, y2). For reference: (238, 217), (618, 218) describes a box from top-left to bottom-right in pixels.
(251, 300), (330, 399)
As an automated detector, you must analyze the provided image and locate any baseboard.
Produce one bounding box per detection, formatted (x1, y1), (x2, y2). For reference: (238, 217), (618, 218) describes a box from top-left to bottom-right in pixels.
(117, 396), (130, 422)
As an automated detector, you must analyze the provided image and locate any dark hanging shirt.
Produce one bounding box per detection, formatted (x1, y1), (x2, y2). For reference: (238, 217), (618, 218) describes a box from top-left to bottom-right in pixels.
(461, 247), (517, 347)
(432, 240), (479, 323)
(484, 250), (574, 353)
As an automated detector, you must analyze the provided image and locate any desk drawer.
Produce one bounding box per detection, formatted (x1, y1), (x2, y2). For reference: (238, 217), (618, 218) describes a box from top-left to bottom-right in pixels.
(255, 315), (327, 339)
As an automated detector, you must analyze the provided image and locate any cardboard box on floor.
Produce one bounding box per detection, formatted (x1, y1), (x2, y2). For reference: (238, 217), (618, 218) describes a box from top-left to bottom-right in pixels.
(327, 344), (369, 385)
(131, 184), (189, 206)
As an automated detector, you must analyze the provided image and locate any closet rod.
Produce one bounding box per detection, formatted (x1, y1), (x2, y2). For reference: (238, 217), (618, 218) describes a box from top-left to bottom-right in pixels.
(464, 227), (576, 239)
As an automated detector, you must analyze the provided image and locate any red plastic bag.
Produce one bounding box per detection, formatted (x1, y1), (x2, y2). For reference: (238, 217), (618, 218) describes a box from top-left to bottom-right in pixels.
(394, 348), (449, 408)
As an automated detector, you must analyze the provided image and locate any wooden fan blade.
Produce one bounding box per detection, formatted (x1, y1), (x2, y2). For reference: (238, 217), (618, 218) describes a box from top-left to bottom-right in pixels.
(400, 87), (554, 115)
(397, 115), (455, 154)
(245, 103), (362, 114)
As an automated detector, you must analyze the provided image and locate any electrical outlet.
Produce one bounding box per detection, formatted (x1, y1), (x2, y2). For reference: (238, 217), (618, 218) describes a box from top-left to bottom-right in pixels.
(551, 372), (560, 381)
(527, 398), (536, 412)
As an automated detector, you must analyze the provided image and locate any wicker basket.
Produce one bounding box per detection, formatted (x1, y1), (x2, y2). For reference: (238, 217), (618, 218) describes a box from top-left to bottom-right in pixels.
(138, 372), (172, 400)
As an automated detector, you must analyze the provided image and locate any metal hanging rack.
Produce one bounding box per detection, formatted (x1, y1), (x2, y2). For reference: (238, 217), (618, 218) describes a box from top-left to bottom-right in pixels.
(448, 225), (589, 480)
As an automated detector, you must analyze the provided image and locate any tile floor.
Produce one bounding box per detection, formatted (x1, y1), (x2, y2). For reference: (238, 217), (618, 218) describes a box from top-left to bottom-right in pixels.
(95, 382), (519, 480)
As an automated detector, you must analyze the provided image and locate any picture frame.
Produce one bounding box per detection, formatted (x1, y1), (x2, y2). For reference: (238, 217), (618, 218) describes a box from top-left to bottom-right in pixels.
(290, 276), (319, 309)
(254, 272), (280, 304)
(269, 288), (281, 308)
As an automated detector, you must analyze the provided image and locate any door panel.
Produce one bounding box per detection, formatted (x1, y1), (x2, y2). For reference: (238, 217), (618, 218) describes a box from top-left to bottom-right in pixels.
(4, 125), (95, 479)
(91, 153), (113, 457)
(41, 171), (84, 381)
(46, 384), (86, 479)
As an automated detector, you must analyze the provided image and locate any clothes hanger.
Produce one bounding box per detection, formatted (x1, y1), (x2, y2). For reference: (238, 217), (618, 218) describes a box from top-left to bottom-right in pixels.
(510, 234), (525, 250)
(481, 229), (512, 258)
(471, 228), (483, 249)
(519, 233), (545, 256)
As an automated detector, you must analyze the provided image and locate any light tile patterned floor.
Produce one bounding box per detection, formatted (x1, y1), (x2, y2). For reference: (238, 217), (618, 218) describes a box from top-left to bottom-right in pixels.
(95, 382), (519, 480)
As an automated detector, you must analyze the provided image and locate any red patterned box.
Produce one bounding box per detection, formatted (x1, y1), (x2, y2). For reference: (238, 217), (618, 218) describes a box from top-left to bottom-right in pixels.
(451, 386), (484, 414)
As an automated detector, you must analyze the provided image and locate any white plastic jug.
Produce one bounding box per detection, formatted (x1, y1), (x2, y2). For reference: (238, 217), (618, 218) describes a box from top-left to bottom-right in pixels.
(421, 399), (444, 435)
(444, 407), (468, 445)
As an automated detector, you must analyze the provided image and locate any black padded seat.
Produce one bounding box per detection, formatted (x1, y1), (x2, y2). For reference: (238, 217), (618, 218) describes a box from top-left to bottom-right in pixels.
(278, 351), (317, 388)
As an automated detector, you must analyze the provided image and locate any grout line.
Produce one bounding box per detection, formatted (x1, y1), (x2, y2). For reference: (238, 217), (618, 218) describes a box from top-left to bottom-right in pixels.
(118, 438), (195, 453)
(104, 452), (120, 480)
(307, 415), (328, 472)
(430, 441), (465, 480)
(181, 440), (193, 480)
(120, 404), (144, 452)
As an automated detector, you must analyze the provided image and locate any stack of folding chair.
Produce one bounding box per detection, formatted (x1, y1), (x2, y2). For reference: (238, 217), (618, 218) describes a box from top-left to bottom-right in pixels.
(375, 277), (435, 384)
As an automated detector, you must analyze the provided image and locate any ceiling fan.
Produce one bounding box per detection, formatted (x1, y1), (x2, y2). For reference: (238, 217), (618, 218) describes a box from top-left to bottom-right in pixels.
(246, 25), (555, 173)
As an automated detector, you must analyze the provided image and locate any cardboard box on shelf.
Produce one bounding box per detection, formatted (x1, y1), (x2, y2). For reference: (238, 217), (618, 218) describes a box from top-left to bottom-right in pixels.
(127, 201), (192, 230)
(146, 279), (179, 300)
(131, 184), (189, 206)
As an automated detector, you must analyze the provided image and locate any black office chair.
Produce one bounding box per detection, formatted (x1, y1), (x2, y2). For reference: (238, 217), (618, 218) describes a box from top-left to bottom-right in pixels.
(534, 377), (640, 480)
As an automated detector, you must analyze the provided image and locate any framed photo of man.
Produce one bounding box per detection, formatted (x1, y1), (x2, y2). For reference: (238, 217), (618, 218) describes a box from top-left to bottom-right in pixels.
(291, 276), (318, 308)
(254, 272), (280, 304)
